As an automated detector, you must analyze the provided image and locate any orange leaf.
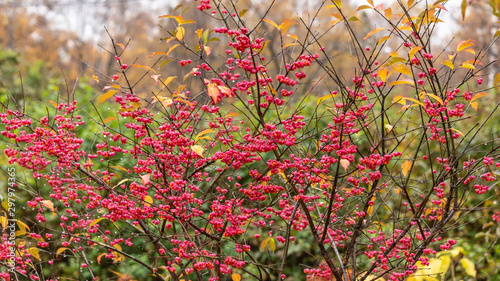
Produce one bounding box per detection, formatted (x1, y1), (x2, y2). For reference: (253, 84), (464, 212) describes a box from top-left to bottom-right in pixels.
(130, 64), (156, 73)
(148, 52), (168, 58)
(207, 84), (220, 103)
(98, 90), (118, 105)
(470, 92), (489, 103)
(102, 116), (117, 123)
(262, 19), (279, 30)
(364, 27), (385, 40)
(231, 274), (242, 281)
(401, 160), (412, 177)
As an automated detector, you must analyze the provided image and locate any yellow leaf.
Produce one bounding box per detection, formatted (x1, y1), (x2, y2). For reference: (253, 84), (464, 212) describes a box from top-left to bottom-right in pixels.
(394, 64), (412, 76)
(368, 0), (374, 6)
(232, 273), (242, 281)
(470, 101), (479, 110)
(450, 128), (464, 137)
(167, 44), (180, 56)
(92, 75), (99, 83)
(116, 43), (125, 50)
(89, 218), (106, 227)
(494, 28), (500, 38)
(457, 39), (475, 52)
(384, 124), (393, 132)
(460, 63), (475, 70)
(402, 97), (424, 106)
(470, 92), (489, 103)
(175, 26), (185, 41)
(262, 19), (279, 30)
(317, 92), (338, 105)
(442, 59), (453, 69)
(195, 129), (215, 142)
(279, 19), (296, 34)
(409, 46), (423, 59)
(287, 34), (298, 41)
(17, 220), (30, 232)
(494, 72), (500, 91)
(401, 160), (412, 176)
(144, 195), (153, 207)
(269, 237), (276, 252)
(98, 90), (118, 105)
(26, 248), (41, 261)
(41, 200), (55, 212)
(425, 93), (443, 105)
(390, 80), (414, 87)
(378, 67), (389, 82)
(376, 36), (391, 47)
(191, 145), (204, 157)
(392, 95), (406, 105)
(356, 5), (373, 11)
(283, 43), (299, 49)
(364, 27), (385, 40)
(162, 76), (177, 88)
(260, 237), (270, 251)
(130, 64), (156, 73)
(102, 116), (117, 123)
(0, 215), (7, 229)
(340, 159), (350, 172)
(196, 28), (203, 39)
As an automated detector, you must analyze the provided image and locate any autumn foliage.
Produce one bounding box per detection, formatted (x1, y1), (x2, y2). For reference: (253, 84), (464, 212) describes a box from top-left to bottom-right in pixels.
(1, 0), (500, 280)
